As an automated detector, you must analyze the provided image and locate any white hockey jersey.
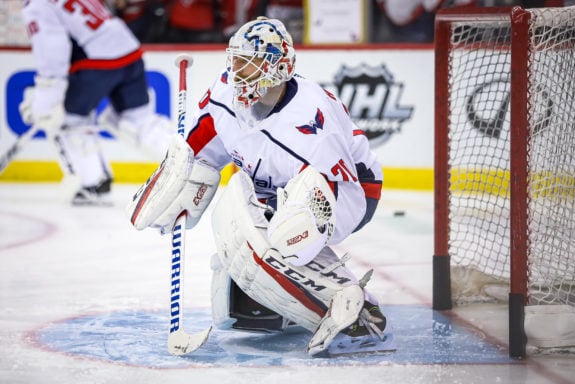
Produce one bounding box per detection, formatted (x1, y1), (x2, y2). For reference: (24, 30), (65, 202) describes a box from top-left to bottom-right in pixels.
(186, 72), (383, 244)
(22, 0), (141, 79)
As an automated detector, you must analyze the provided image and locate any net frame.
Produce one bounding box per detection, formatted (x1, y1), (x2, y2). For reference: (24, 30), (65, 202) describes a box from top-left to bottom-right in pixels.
(433, 5), (575, 358)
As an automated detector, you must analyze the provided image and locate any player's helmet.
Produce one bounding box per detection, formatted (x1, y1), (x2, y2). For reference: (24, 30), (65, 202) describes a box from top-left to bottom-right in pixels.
(226, 17), (296, 108)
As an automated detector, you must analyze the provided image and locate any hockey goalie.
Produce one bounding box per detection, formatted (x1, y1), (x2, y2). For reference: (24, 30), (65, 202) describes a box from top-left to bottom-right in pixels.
(127, 17), (389, 356)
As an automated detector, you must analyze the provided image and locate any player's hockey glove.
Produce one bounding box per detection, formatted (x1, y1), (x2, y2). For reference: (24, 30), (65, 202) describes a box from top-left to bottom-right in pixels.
(19, 76), (67, 136)
(267, 167), (336, 266)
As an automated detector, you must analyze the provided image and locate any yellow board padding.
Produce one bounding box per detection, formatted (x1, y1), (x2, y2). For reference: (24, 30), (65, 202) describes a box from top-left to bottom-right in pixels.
(0, 160), (62, 182)
(382, 167), (434, 191)
(0, 161), (434, 191)
(449, 168), (575, 198)
(0, 161), (240, 185)
(449, 168), (509, 197)
(6, 163), (569, 196)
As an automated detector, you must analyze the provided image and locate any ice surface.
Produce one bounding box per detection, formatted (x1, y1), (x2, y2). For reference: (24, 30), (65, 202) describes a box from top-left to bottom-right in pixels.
(0, 183), (574, 384)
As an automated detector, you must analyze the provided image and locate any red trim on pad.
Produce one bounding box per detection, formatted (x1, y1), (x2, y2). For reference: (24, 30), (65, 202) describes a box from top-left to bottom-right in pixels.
(248, 243), (326, 318)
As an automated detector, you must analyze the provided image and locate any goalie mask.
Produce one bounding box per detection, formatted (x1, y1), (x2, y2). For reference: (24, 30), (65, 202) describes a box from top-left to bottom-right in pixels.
(226, 17), (296, 113)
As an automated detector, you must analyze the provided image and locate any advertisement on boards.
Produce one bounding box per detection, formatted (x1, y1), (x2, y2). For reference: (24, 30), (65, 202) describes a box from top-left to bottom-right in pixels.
(0, 46), (434, 188)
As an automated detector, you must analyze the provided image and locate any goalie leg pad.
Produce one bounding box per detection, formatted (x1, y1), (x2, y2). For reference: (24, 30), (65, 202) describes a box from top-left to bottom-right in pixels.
(211, 171), (360, 332)
(211, 253), (289, 333)
(210, 252), (236, 330)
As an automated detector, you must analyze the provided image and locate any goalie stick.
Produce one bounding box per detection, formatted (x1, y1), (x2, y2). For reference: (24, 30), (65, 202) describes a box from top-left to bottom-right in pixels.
(0, 125), (42, 175)
(167, 55), (212, 356)
(0, 122), (84, 180)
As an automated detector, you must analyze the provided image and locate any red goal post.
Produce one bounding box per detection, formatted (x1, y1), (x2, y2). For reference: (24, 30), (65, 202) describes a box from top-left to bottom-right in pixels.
(434, 5), (575, 358)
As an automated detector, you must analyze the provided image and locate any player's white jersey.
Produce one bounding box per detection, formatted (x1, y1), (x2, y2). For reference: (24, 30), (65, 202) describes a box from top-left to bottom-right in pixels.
(186, 72), (383, 244)
(22, 0), (140, 78)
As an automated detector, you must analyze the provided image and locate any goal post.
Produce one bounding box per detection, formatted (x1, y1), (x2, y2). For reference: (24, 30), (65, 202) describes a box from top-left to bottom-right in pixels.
(434, 5), (575, 358)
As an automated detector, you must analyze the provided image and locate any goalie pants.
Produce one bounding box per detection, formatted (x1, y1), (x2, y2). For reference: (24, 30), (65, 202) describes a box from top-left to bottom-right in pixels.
(65, 58), (150, 116)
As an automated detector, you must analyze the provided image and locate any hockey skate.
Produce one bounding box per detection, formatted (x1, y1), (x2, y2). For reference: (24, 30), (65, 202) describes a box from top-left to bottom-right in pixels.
(343, 301), (387, 338)
(326, 302), (396, 356)
(72, 177), (113, 206)
(308, 288), (395, 357)
(307, 285), (365, 355)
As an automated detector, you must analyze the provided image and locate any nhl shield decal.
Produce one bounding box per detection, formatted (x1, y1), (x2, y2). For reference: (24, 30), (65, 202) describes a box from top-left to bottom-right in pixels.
(331, 64), (414, 148)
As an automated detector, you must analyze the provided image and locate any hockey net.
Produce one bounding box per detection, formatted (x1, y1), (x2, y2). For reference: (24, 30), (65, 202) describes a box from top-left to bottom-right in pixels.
(434, 6), (575, 357)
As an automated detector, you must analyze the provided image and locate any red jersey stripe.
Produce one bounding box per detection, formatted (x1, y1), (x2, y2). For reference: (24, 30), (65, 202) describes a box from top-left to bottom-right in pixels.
(361, 181), (382, 200)
(69, 48), (143, 73)
(187, 114), (217, 154)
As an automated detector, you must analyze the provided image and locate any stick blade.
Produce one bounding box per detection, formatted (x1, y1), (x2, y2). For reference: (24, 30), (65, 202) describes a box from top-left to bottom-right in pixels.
(168, 326), (212, 356)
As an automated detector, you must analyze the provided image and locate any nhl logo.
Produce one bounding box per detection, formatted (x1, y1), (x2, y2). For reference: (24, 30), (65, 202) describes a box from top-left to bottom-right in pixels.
(330, 64), (413, 148)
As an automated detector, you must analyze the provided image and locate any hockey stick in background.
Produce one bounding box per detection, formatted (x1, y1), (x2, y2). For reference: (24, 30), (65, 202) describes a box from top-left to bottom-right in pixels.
(0, 116), (85, 178)
(0, 125), (42, 174)
(167, 55), (212, 356)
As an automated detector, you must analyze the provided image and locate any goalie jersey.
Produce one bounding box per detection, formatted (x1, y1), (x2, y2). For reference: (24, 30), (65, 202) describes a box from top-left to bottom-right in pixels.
(185, 72), (383, 245)
(22, 0), (141, 79)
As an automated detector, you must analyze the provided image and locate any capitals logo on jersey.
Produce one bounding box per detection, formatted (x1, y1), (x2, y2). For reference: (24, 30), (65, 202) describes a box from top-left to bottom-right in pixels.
(296, 108), (324, 135)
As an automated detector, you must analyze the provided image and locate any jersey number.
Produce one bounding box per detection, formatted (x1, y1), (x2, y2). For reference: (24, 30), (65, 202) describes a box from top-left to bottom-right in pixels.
(331, 159), (358, 182)
(63, 0), (111, 30)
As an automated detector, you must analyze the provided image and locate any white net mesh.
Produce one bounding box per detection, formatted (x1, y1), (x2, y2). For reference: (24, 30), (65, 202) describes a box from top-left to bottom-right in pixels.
(445, 7), (575, 306)
(447, 17), (512, 303)
(526, 8), (575, 305)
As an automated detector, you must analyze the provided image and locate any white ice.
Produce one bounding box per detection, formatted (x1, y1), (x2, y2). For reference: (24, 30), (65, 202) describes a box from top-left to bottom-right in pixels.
(1, 183), (574, 384)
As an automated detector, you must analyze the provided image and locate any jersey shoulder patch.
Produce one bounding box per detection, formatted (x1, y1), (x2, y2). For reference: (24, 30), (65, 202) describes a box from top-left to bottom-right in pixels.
(295, 108), (325, 135)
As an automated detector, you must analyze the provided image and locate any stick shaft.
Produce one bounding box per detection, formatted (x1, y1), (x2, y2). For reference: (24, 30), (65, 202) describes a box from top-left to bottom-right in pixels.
(169, 213), (186, 335)
(167, 55), (211, 356)
(0, 126), (41, 174)
(176, 59), (189, 137)
(170, 57), (190, 336)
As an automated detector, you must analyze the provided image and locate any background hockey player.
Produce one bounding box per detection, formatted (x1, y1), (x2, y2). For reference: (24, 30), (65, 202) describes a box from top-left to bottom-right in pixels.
(20, 0), (173, 205)
(127, 17), (388, 355)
